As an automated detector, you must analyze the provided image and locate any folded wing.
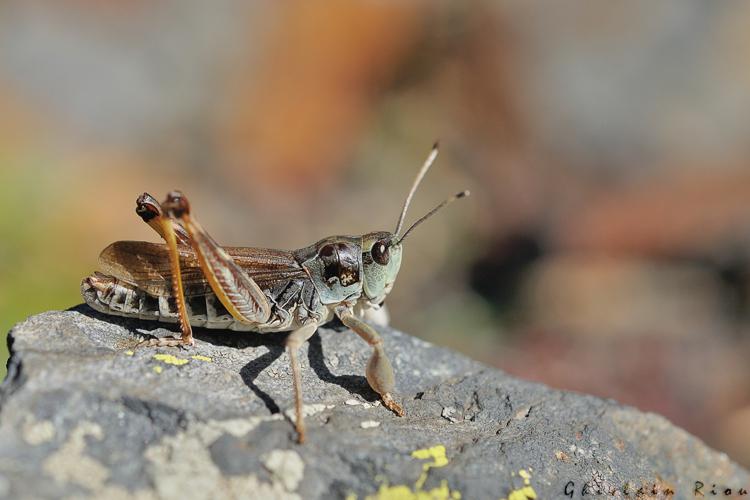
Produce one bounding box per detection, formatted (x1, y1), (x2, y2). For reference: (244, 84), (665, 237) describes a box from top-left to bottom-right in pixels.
(98, 241), (308, 298)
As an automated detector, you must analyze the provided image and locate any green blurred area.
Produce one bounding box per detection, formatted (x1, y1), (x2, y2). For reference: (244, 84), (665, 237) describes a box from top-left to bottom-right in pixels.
(0, 164), (85, 379)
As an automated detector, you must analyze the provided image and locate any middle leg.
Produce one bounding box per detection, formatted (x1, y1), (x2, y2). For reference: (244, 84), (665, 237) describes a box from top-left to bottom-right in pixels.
(285, 322), (318, 443)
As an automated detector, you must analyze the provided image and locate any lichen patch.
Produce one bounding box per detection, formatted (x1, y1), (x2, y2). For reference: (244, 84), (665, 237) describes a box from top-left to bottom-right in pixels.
(42, 422), (109, 491)
(22, 416), (55, 446)
(263, 450), (305, 492)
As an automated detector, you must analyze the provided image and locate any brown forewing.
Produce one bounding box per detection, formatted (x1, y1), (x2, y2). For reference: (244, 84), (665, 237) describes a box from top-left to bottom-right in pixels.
(98, 241), (307, 297)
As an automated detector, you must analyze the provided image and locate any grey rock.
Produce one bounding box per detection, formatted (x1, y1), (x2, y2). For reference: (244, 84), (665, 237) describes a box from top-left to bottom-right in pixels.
(0, 306), (747, 499)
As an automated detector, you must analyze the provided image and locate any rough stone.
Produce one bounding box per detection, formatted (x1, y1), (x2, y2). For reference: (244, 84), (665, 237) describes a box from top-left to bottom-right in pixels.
(0, 306), (748, 499)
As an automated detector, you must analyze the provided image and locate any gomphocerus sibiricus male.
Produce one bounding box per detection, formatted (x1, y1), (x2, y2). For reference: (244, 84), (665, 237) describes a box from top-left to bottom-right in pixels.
(82, 143), (469, 442)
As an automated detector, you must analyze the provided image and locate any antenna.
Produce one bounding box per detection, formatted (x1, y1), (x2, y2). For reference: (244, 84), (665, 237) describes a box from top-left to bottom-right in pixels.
(394, 142), (439, 236)
(397, 190), (470, 244)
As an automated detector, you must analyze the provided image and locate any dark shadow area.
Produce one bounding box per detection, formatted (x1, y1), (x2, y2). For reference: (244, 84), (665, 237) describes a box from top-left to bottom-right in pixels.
(73, 303), (277, 349)
(73, 304), (378, 409)
(72, 303), (143, 329)
(307, 331), (377, 401)
(72, 304), (195, 343)
(73, 303), (287, 414)
(238, 345), (285, 414)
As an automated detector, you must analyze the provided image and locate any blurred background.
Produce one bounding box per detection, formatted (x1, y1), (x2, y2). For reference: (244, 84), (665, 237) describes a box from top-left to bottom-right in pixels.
(1, 0), (750, 467)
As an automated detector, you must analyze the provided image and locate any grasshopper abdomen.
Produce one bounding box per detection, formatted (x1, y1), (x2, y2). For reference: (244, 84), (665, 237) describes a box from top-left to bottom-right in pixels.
(82, 259), (331, 333)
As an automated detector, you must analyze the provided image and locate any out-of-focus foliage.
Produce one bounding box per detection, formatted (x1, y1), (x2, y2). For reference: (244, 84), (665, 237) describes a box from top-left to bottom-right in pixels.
(1, 0), (749, 466)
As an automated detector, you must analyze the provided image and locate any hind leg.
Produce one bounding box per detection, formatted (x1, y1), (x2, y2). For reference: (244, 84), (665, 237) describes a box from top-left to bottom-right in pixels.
(135, 193), (191, 245)
(134, 194), (194, 348)
(133, 191), (273, 347)
(161, 191), (271, 326)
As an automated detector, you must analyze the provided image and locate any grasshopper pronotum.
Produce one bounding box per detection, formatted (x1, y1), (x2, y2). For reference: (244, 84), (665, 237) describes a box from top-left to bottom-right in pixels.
(82, 144), (468, 442)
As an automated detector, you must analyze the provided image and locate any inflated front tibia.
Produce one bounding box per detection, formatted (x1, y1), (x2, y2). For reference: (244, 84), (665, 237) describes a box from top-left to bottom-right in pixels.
(365, 345), (395, 396)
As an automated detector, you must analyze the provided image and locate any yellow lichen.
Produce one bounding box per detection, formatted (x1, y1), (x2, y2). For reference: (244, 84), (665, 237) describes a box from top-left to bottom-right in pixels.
(153, 354), (189, 366)
(367, 480), (460, 500)
(153, 366), (163, 374)
(411, 446), (449, 469)
(359, 445), (461, 500)
(124, 350), (135, 356)
(506, 486), (537, 500)
(411, 446), (449, 490)
(501, 470), (537, 500)
(191, 355), (212, 362)
(518, 469), (531, 485)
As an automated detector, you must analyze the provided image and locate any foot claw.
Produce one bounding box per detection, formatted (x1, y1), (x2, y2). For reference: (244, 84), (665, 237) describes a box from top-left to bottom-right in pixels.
(382, 393), (405, 417)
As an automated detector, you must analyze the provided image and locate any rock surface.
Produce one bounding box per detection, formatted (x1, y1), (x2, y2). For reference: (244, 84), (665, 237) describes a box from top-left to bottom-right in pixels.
(0, 307), (748, 499)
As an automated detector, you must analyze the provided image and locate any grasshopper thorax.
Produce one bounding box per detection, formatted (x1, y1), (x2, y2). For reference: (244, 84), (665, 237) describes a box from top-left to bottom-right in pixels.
(295, 236), (364, 305)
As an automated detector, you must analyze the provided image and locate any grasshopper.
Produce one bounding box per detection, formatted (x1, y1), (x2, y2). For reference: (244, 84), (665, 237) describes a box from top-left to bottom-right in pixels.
(81, 144), (468, 442)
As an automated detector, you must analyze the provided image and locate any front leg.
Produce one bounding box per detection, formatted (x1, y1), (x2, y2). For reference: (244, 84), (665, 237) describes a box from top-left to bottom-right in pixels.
(336, 306), (404, 417)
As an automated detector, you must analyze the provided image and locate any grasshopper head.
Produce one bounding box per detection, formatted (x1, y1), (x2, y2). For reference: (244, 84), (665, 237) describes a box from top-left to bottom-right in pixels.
(361, 143), (469, 303)
(362, 231), (403, 303)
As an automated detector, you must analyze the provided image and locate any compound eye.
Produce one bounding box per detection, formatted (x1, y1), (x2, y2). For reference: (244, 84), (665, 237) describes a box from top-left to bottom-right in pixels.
(319, 244), (336, 258)
(371, 240), (390, 265)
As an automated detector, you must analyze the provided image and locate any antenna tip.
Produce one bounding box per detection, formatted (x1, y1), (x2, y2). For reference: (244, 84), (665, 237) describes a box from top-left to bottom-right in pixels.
(432, 140), (440, 151)
(457, 190), (470, 199)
